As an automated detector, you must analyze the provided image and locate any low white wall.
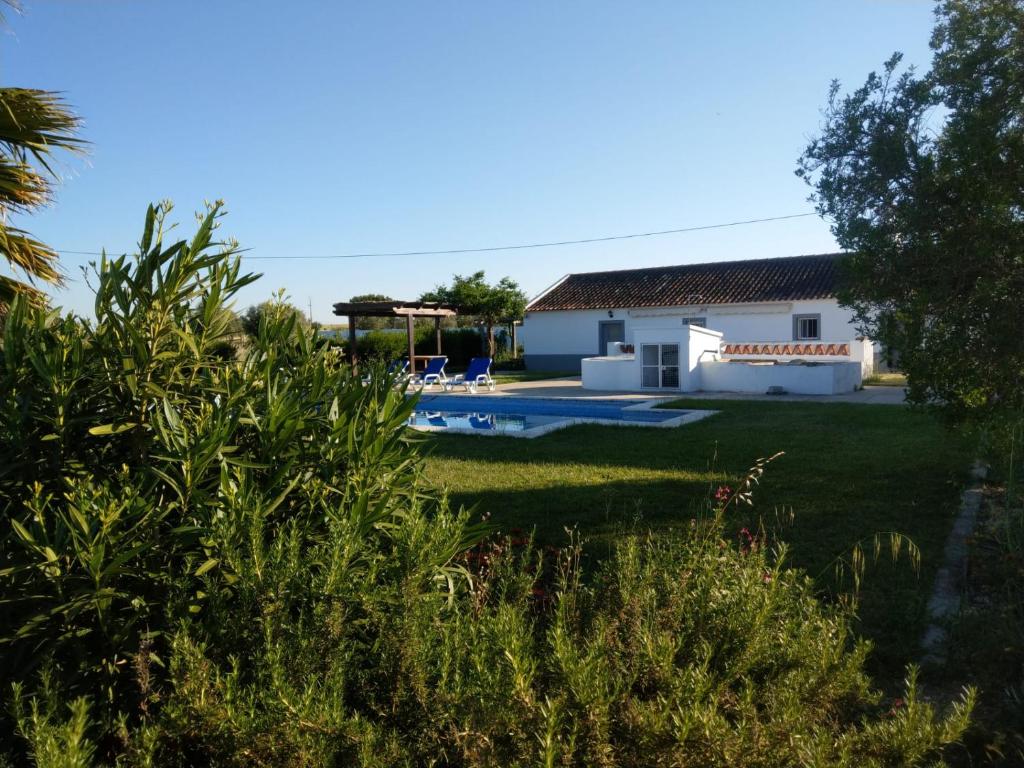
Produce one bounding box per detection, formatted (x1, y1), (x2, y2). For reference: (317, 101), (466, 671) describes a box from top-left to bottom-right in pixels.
(687, 327), (723, 391)
(849, 337), (874, 377)
(580, 355), (636, 390)
(699, 361), (861, 395)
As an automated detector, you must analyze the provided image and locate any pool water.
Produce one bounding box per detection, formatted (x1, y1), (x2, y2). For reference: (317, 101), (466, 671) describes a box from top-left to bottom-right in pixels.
(409, 395), (684, 435)
(408, 411), (566, 433)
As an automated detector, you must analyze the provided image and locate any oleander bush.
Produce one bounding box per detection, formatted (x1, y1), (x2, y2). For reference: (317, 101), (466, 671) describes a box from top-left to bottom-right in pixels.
(0, 202), (974, 766)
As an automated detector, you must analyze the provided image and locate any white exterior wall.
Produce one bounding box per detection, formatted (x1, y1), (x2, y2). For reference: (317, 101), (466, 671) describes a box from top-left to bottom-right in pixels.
(522, 299), (873, 373)
(579, 356), (635, 390)
(520, 308), (617, 357)
(699, 361), (861, 395)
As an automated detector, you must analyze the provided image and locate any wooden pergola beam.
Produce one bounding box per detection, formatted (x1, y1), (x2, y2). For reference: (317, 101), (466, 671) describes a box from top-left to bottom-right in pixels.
(331, 300), (456, 318)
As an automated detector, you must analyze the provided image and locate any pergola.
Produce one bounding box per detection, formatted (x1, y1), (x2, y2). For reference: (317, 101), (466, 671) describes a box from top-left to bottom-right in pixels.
(332, 300), (457, 372)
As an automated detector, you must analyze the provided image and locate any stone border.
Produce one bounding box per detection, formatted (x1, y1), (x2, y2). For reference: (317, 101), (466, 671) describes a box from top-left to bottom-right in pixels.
(920, 460), (988, 665)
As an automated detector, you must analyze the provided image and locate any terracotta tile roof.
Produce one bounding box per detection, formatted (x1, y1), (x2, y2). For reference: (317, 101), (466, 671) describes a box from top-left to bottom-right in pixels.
(526, 253), (845, 311)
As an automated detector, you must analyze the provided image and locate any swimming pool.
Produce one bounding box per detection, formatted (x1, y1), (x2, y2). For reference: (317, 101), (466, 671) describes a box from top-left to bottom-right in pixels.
(408, 395), (715, 437)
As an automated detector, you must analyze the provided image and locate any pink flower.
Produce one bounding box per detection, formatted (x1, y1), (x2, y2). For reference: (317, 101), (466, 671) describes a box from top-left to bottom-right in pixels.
(738, 527), (754, 554)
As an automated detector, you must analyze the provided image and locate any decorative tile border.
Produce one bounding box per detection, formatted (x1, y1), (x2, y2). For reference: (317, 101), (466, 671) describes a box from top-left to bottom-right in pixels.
(721, 342), (849, 357)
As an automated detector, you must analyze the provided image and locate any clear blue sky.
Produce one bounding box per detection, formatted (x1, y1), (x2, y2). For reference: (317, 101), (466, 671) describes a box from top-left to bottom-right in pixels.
(3, 1), (937, 323)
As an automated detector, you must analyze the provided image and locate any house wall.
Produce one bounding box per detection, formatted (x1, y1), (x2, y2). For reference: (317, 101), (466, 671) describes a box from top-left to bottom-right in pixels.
(522, 299), (869, 372)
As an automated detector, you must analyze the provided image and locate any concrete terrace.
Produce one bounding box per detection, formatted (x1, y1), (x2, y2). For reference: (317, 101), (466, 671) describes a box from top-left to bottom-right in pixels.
(433, 376), (909, 405)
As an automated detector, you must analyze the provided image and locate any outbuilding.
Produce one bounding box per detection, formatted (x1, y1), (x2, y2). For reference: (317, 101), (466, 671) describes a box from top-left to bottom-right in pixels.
(520, 253), (875, 394)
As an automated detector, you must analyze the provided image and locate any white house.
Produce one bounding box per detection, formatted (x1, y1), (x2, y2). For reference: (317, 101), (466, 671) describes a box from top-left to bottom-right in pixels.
(521, 253), (876, 395)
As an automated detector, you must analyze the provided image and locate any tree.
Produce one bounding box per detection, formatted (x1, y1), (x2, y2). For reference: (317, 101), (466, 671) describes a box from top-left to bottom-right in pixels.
(798, 0), (1024, 424)
(349, 292), (400, 330)
(422, 271), (527, 357)
(0, 86), (85, 304)
(240, 294), (310, 338)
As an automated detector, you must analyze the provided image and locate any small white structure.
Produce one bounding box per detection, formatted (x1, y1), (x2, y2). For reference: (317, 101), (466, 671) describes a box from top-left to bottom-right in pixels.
(522, 253), (875, 395)
(581, 325), (722, 391)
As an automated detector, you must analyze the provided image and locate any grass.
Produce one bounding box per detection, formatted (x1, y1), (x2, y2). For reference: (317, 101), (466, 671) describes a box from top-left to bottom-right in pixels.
(421, 399), (973, 679)
(864, 372), (908, 386)
(491, 370), (576, 384)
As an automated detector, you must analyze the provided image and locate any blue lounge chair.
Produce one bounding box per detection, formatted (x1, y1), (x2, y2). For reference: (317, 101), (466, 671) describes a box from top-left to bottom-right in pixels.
(425, 411), (448, 428)
(410, 356), (448, 390)
(361, 357), (408, 386)
(469, 413), (495, 430)
(445, 357), (496, 393)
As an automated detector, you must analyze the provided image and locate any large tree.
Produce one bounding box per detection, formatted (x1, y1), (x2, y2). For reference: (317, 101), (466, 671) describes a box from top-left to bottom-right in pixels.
(798, 0), (1024, 423)
(422, 271), (527, 357)
(349, 292), (401, 330)
(240, 295), (311, 338)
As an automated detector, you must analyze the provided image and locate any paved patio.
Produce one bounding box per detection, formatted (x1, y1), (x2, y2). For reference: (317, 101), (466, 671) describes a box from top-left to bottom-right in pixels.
(452, 376), (909, 405)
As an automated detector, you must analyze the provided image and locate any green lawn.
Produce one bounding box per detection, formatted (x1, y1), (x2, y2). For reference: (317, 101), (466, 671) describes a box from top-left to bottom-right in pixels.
(422, 399), (973, 679)
(491, 370), (576, 385)
(864, 372), (908, 387)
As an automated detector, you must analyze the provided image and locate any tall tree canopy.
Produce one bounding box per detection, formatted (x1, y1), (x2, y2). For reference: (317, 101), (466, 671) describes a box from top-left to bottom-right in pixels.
(421, 271), (527, 356)
(798, 0), (1024, 424)
(240, 295), (311, 338)
(349, 293), (400, 330)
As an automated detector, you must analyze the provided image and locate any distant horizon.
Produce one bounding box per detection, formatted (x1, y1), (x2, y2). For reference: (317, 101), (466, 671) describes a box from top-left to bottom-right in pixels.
(2, 1), (937, 322)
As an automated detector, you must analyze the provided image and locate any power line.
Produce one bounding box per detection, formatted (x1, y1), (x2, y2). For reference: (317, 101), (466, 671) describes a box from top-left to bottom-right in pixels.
(54, 211), (819, 261)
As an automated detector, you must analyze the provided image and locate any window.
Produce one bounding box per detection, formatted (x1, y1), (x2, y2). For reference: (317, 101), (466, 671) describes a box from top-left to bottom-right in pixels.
(681, 317), (706, 328)
(793, 314), (821, 340)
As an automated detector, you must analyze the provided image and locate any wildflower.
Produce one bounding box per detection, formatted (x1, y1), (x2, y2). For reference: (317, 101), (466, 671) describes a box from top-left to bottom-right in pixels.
(714, 485), (733, 504)
(738, 527), (755, 554)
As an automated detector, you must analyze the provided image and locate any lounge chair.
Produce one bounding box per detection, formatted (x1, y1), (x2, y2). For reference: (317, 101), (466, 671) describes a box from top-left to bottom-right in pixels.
(361, 357), (408, 386)
(445, 357), (496, 393)
(469, 413), (495, 430)
(409, 356), (448, 390)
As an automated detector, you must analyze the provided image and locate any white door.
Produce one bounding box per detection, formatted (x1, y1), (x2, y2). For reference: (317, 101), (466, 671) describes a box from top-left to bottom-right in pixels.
(641, 343), (680, 389)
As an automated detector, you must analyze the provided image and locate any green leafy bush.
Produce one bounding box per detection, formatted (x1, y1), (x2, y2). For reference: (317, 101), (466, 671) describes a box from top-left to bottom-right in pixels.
(0, 202), (974, 766)
(355, 326), (484, 369)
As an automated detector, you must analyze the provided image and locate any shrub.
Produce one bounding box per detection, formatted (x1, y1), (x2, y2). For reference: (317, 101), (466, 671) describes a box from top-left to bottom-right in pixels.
(355, 328), (409, 361)
(355, 326), (484, 369)
(0, 202), (974, 766)
(429, 327), (484, 369)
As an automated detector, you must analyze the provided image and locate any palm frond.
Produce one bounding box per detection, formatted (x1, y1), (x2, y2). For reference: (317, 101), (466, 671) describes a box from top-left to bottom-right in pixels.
(0, 1), (21, 25)
(0, 87), (84, 296)
(0, 273), (45, 308)
(0, 88), (85, 175)
(0, 154), (48, 210)
(0, 225), (62, 286)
